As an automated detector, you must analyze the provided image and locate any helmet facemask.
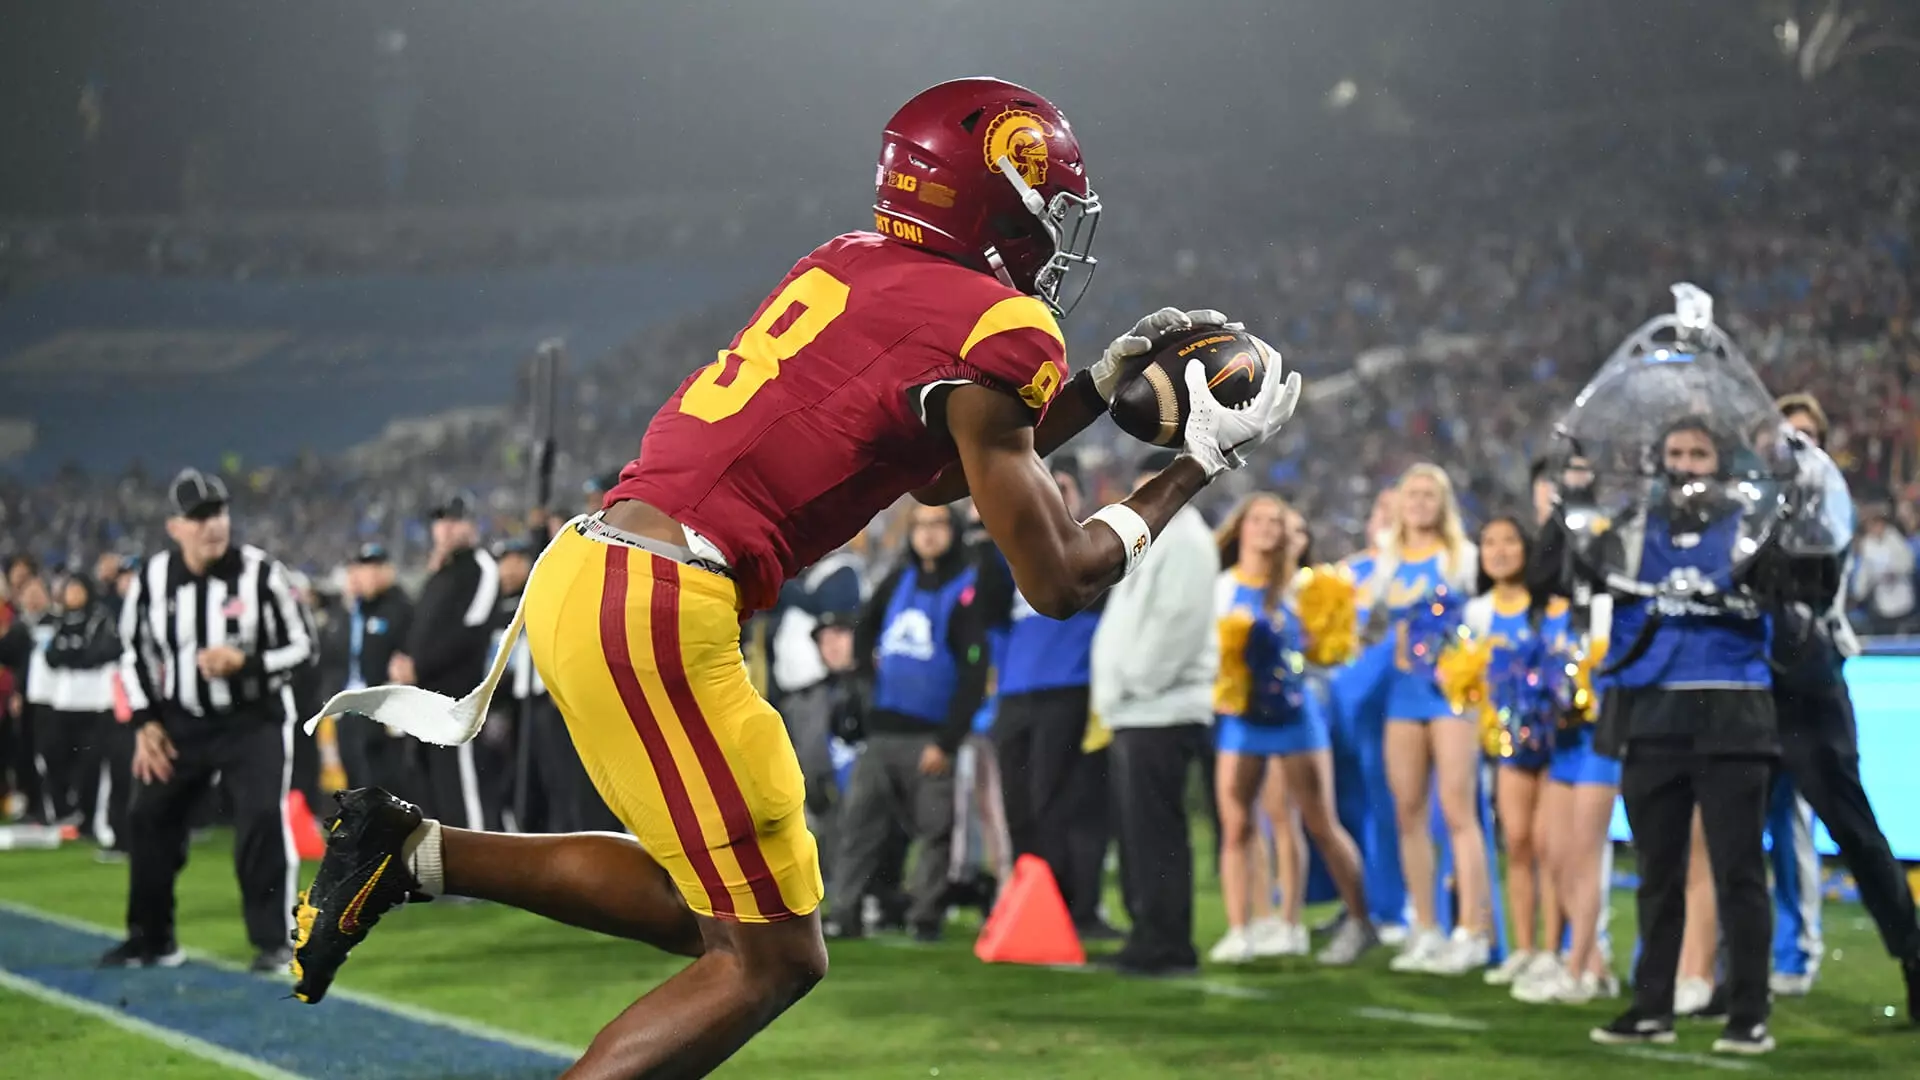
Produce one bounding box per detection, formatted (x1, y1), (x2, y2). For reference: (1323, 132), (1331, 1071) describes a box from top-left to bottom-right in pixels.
(988, 155), (1099, 318)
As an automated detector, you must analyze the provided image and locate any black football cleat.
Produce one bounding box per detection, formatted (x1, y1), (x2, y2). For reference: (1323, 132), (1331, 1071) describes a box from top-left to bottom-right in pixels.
(290, 787), (427, 1004)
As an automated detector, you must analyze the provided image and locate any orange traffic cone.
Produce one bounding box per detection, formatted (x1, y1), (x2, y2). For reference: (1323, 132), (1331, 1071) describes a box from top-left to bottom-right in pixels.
(287, 790), (326, 862)
(974, 854), (1085, 966)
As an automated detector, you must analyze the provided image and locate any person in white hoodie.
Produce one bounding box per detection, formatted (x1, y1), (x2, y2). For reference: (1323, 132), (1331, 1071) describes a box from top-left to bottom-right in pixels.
(1090, 451), (1219, 977)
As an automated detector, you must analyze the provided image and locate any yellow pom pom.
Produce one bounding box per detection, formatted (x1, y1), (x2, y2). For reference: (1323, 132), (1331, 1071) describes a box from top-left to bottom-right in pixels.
(1570, 637), (1607, 722)
(1213, 611), (1256, 716)
(1434, 634), (1493, 715)
(1295, 564), (1358, 667)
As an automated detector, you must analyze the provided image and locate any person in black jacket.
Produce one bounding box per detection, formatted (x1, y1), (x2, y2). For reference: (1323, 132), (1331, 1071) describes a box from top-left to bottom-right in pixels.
(825, 504), (989, 941)
(393, 495), (502, 830)
(42, 575), (122, 839)
(335, 544), (422, 804)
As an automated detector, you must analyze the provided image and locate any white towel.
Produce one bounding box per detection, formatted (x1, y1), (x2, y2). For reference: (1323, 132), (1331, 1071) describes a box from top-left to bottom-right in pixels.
(305, 516), (581, 746)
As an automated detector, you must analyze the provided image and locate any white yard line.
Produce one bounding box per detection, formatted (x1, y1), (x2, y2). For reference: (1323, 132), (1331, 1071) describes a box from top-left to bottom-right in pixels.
(0, 898), (584, 1061)
(1352, 1006), (1491, 1031)
(1608, 1046), (1758, 1072)
(0, 966), (315, 1080)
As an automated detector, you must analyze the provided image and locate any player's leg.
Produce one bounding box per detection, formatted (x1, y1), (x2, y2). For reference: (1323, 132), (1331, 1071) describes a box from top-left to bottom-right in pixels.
(563, 913), (826, 1080)
(443, 828), (704, 953)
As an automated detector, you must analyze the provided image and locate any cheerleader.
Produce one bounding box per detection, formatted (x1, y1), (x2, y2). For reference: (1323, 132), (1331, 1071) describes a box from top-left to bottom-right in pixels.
(1339, 484), (1411, 939)
(1467, 517), (1567, 988)
(1377, 464), (1490, 975)
(1209, 494), (1377, 965)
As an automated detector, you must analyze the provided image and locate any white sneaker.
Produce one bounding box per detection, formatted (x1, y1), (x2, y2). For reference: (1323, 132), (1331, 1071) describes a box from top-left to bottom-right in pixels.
(1249, 917), (1309, 957)
(1674, 976), (1714, 1016)
(1484, 949), (1537, 986)
(1509, 954), (1565, 1000)
(1389, 927), (1445, 973)
(1377, 923), (1410, 947)
(1581, 970), (1621, 1000)
(1423, 928), (1491, 976)
(1513, 965), (1587, 1004)
(1769, 970), (1816, 996)
(1208, 927), (1257, 965)
(1523, 951), (1562, 983)
(1317, 917), (1380, 967)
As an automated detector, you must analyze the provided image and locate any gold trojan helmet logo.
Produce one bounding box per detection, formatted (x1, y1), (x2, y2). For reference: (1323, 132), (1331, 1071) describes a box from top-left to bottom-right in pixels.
(982, 108), (1051, 188)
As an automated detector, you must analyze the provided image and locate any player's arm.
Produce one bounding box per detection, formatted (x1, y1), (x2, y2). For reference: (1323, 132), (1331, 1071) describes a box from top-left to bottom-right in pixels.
(912, 307), (1231, 507)
(946, 383), (1209, 619)
(912, 373), (1104, 506)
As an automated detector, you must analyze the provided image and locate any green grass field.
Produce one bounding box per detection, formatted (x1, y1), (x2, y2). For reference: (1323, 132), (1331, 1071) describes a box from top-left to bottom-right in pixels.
(2, 832), (1915, 1078)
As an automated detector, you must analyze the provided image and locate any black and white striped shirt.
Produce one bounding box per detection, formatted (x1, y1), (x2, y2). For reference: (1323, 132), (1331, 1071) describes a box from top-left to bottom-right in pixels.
(119, 544), (313, 726)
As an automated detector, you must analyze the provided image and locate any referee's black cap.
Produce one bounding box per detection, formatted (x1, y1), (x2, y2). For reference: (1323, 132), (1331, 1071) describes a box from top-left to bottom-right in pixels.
(430, 492), (475, 521)
(349, 543), (391, 565)
(169, 468), (230, 520)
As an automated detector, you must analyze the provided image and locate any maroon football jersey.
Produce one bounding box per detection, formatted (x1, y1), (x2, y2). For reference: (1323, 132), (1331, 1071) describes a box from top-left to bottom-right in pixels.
(607, 232), (1069, 612)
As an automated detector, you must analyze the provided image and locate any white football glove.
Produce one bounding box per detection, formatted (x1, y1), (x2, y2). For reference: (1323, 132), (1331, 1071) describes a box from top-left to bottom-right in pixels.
(1181, 335), (1303, 478)
(1089, 307), (1240, 402)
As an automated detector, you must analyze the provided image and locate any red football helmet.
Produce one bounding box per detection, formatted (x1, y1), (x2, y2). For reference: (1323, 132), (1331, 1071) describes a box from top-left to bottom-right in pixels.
(874, 77), (1099, 317)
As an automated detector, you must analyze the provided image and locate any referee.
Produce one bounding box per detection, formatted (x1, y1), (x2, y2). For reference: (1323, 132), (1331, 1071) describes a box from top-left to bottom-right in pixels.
(102, 469), (313, 972)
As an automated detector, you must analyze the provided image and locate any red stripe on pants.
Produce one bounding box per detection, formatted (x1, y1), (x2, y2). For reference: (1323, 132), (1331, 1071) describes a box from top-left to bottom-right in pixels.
(646, 553), (793, 919)
(596, 544), (735, 918)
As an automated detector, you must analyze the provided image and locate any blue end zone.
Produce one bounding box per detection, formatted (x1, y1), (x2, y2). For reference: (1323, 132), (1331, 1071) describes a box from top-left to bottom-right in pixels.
(0, 906), (574, 1080)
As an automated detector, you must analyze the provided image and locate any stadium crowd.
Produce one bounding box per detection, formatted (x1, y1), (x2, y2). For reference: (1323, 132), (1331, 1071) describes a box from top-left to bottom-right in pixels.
(3, 90), (1920, 1057)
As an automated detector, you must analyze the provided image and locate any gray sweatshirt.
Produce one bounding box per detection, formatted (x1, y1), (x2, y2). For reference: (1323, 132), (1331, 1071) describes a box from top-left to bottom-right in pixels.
(1090, 505), (1220, 729)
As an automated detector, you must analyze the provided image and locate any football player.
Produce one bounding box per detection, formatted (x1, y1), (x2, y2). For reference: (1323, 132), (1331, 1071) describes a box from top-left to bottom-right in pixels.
(292, 77), (1303, 1078)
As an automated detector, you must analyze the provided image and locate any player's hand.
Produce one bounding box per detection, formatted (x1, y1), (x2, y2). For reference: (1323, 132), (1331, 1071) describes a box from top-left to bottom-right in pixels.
(1180, 335), (1303, 478)
(1089, 308), (1239, 402)
(197, 645), (246, 679)
(918, 744), (952, 777)
(132, 721), (178, 785)
(388, 653), (416, 685)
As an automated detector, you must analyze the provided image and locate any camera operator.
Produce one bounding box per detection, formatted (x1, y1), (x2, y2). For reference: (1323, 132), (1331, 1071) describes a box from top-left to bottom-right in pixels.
(1769, 393), (1920, 1019)
(1586, 417), (1778, 1055)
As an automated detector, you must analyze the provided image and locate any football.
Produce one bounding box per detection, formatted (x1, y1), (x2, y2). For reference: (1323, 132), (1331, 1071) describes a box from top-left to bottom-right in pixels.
(1108, 326), (1268, 446)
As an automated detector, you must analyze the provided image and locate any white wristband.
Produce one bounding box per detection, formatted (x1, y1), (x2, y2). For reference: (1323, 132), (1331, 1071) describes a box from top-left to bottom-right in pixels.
(1086, 503), (1153, 577)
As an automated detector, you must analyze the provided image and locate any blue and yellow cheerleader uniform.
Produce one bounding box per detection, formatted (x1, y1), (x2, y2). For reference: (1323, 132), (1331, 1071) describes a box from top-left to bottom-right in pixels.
(1214, 571), (1331, 757)
(1380, 543), (1473, 721)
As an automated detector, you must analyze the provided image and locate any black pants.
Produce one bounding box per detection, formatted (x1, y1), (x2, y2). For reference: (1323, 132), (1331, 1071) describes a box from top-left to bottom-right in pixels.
(422, 741), (504, 831)
(1064, 745), (1111, 927)
(1776, 684), (1920, 962)
(337, 716), (429, 810)
(5, 703), (45, 820)
(1111, 724), (1207, 969)
(993, 687), (1088, 907)
(127, 714), (291, 952)
(529, 697), (622, 834)
(36, 708), (101, 822)
(97, 714), (133, 849)
(1621, 740), (1773, 1026)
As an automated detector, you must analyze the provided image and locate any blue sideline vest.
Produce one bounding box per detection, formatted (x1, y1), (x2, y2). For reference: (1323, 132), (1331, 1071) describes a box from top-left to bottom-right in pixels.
(872, 565), (978, 724)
